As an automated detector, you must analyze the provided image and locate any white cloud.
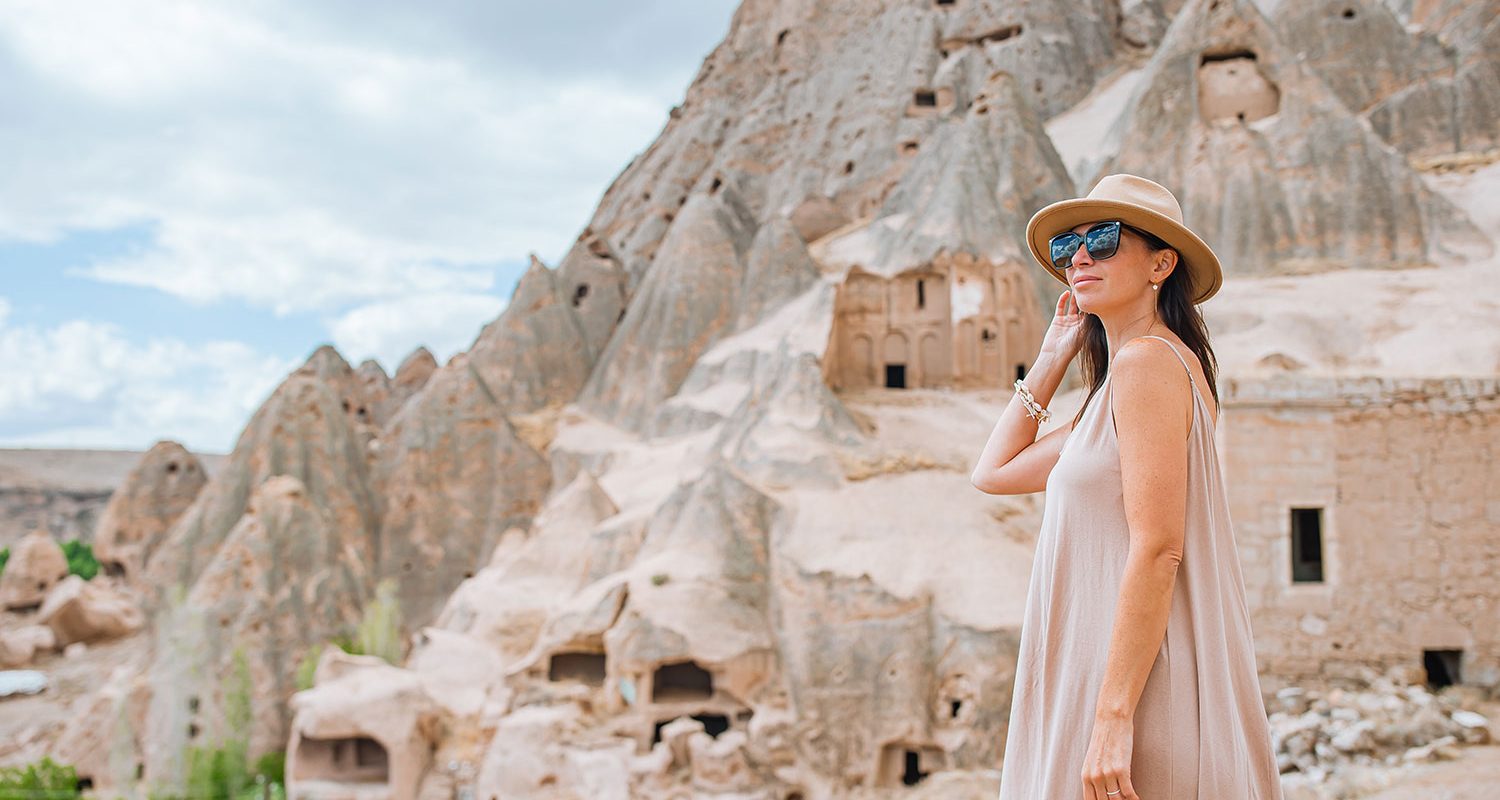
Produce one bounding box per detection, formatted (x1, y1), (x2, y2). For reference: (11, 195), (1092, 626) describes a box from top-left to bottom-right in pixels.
(0, 0), (728, 314)
(0, 301), (298, 453)
(327, 291), (510, 370)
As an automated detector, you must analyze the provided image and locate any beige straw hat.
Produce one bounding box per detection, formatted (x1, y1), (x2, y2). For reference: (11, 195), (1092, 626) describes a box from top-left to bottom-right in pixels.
(1024, 173), (1223, 304)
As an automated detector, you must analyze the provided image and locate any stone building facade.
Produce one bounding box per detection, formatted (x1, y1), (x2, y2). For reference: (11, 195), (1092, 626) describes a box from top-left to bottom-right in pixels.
(1220, 375), (1500, 692)
(823, 253), (1044, 391)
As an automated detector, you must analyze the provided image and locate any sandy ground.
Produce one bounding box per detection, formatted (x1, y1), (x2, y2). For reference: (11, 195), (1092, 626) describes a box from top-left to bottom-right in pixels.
(1358, 745), (1500, 800)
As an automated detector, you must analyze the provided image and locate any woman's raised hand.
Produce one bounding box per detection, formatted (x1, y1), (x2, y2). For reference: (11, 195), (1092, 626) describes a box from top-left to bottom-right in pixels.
(1039, 288), (1086, 359)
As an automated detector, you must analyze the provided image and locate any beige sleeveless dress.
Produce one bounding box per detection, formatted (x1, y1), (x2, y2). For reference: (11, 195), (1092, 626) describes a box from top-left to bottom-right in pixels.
(996, 335), (1284, 799)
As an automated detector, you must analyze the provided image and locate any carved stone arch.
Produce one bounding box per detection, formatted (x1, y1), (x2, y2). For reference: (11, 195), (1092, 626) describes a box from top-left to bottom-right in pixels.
(853, 333), (875, 387)
(919, 332), (943, 387)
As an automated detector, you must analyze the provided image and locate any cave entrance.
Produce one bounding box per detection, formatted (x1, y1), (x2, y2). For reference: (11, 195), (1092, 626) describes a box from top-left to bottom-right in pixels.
(548, 652), (606, 686)
(652, 660), (714, 702)
(293, 736), (390, 784)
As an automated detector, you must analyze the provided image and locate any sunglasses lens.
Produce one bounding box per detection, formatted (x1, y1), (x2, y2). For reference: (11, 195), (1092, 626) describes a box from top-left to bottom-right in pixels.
(1086, 221), (1121, 260)
(1049, 233), (1081, 270)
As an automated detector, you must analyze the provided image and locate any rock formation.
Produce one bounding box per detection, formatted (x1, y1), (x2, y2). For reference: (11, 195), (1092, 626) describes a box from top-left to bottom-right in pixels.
(368, 348), (552, 625)
(0, 528), (68, 610)
(1104, 0), (1490, 277)
(36, 575), (144, 646)
(91, 440), (207, 582)
(141, 474), (370, 792)
(141, 346), (382, 605)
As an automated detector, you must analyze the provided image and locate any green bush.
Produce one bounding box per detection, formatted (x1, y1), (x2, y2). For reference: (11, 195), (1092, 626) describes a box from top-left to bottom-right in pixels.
(252, 753), (284, 788)
(60, 540), (100, 581)
(353, 578), (402, 664)
(294, 642), (324, 691)
(0, 756), (80, 799)
(0, 541), (97, 581)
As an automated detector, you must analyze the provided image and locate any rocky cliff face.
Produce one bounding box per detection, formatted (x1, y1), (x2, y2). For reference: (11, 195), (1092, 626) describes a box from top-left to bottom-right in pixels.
(19, 0), (1499, 796)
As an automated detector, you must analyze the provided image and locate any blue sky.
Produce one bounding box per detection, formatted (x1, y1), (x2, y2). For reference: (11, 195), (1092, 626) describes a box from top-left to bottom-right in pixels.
(0, 0), (739, 453)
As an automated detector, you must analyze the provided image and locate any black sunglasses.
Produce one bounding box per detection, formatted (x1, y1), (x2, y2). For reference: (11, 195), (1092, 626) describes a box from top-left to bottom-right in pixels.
(1048, 220), (1132, 272)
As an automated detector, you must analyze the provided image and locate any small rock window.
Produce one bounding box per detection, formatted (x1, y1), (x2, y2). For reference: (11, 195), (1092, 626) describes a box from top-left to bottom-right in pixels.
(1290, 507), (1324, 583)
(652, 660), (713, 702)
(1423, 649), (1462, 689)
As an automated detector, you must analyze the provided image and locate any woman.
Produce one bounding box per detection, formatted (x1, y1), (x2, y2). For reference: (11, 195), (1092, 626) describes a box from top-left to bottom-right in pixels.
(971, 175), (1284, 799)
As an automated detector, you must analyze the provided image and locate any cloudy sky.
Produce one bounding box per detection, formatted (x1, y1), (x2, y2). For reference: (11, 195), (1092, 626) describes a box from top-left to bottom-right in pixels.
(0, 0), (739, 453)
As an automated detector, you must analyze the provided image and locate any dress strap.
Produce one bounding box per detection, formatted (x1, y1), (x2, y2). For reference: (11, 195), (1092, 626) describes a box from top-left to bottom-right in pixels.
(1135, 335), (1194, 387)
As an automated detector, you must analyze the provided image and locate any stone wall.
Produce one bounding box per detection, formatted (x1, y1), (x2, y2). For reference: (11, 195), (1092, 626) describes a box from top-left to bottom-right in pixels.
(1221, 375), (1500, 692)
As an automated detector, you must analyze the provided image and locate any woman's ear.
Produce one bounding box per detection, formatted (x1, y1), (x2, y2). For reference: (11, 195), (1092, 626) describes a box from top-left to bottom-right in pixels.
(1156, 249), (1179, 281)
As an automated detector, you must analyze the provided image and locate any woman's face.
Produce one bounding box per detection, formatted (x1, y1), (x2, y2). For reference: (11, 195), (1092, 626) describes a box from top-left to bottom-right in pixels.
(1060, 222), (1162, 311)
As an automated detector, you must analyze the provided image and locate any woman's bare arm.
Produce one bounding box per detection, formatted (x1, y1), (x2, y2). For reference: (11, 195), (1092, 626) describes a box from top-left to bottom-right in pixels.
(969, 348), (1075, 495)
(1092, 338), (1192, 721)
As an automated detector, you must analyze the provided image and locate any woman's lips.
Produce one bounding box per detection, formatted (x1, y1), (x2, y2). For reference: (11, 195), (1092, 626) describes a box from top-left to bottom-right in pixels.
(1074, 276), (1101, 285)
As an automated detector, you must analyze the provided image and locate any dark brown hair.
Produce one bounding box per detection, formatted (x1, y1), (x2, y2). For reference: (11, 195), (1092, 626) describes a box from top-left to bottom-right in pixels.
(1069, 225), (1220, 430)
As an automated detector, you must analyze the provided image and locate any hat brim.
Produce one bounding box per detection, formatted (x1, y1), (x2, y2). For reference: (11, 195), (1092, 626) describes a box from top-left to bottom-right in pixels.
(1025, 198), (1223, 304)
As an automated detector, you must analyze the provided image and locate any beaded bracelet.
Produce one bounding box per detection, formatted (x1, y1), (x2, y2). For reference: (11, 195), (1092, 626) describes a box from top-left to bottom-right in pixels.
(1013, 378), (1052, 423)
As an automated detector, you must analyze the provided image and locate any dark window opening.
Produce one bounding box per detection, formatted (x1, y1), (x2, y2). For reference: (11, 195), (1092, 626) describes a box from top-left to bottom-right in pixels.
(651, 713), (730, 746)
(652, 660), (714, 702)
(935, 0), (955, 5)
(844, 160), (855, 174)
(76, 778), (93, 792)
(1290, 507), (1324, 583)
(885, 364), (907, 389)
(695, 713), (730, 737)
(103, 561), (126, 578)
(1341, 7), (1355, 18)
(976, 24), (1022, 45)
(710, 176), (722, 193)
(902, 751), (929, 785)
(572, 283), (589, 307)
(1014, 364), (1026, 382)
(901, 140), (919, 154)
(354, 737), (385, 768)
(1424, 649), (1462, 689)
(1201, 49), (1259, 65)
(1237, 112), (1246, 121)
(916, 279), (926, 308)
(950, 700), (962, 718)
(914, 90), (937, 107)
(166, 461), (179, 473)
(777, 28), (789, 45)
(294, 736), (390, 784)
(548, 652), (606, 687)
(980, 328), (994, 341)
